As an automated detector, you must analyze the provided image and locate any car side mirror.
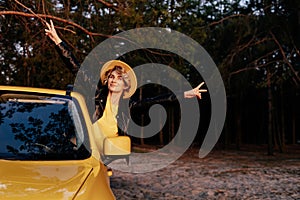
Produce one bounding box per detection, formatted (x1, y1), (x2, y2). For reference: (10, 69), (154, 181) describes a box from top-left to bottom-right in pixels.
(103, 136), (131, 156)
(92, 120), (131, 155)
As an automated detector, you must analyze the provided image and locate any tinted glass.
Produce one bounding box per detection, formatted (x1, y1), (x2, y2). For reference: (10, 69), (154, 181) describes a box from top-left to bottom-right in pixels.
(0, 93), (91, 160)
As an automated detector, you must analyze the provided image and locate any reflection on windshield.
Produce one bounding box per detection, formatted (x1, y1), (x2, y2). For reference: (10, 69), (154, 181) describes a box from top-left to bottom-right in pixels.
(0, 94), (90, 160)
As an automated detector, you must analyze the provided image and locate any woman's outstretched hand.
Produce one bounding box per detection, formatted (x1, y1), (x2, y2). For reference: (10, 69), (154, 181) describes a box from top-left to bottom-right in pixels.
(184, 82), (207, 99)
(45, 20), (62, 45)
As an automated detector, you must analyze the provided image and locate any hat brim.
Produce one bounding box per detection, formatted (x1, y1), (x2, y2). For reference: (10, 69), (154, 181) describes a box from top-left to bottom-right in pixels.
(100, 60), (137, 99)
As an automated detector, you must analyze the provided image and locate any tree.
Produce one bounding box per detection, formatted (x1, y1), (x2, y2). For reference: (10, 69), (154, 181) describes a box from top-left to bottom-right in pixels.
(203, 0), (300, 152)
(0, 0), (299, 151)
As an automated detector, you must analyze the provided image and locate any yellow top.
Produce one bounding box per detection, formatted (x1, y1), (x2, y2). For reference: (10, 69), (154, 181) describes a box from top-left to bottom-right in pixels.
(97, 93), (118, 137)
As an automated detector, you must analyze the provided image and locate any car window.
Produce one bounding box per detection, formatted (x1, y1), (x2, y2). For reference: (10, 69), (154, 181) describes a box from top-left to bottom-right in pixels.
(0, 93), (91, 160)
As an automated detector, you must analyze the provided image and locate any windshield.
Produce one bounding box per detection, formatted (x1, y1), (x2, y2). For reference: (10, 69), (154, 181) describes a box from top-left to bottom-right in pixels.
(0, 92), (91, 160)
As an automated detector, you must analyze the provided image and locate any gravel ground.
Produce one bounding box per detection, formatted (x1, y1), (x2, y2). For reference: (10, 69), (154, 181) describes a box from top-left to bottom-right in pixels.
(110, 146), (300, 200)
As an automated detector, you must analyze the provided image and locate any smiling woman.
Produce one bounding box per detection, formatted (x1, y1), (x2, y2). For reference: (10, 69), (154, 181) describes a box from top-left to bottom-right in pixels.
(44, 20), (208, 166)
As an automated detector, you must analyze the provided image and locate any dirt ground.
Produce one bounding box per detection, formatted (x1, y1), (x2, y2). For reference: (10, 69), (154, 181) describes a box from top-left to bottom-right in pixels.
(110, 145), (300, 200)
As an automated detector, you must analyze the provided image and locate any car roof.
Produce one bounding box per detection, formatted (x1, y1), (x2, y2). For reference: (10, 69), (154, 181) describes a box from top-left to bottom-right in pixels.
(0, 85), (69, 96)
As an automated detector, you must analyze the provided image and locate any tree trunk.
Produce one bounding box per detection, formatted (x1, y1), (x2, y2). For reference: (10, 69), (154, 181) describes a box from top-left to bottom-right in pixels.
(159, 110), (164, 146)
(236, 94), (242, 150)
(280, 85), (286, 151)
(292, 106), (296, 144)
(139, 74), (144, 146)
(169, 107), (175, 142)
(267, 69), (273, 155)
(141, 114), (144, 146)
(292, 87), (296, 144)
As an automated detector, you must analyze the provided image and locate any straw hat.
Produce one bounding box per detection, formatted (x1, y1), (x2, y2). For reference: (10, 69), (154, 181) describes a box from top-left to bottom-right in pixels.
(100, 60), (137, 99)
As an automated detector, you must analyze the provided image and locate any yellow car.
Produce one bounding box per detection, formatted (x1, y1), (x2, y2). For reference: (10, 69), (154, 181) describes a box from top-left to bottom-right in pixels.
(0, 85), (131, 200)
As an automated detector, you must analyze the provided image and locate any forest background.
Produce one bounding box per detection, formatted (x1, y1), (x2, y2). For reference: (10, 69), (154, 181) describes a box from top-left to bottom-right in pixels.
(0, 0), (299, 156)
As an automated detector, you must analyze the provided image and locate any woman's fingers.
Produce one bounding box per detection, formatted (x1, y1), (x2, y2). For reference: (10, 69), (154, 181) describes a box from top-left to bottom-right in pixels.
(45, 22), (50, 30)
(50, 19), (54, 28)
(184, 82), (207, 99)
(45, 22), (53, 36)
(44, 20), (62, 45)
(197, 82), (205, 89)
(194, 83), (207, 99)
(45, 20), (55, 33)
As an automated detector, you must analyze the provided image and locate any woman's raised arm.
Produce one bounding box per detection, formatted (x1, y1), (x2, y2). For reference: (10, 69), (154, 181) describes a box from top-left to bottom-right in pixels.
(44, 20), (80, 74)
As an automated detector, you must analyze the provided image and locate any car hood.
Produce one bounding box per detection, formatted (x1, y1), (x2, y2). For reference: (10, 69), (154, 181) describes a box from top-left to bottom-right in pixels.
(0, 159), (94, 199)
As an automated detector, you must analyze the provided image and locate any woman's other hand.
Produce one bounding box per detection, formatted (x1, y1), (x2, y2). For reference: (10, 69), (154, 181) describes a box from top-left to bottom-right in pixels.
(45, 20), (62, 45)
(184, 82), (207, 99)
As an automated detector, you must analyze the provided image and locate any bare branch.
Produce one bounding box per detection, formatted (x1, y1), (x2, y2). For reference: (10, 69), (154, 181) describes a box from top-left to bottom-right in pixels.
(0, 10), (163, 57)
(230, 59), (281, 76)
(270, 31), (300, 85)
(206, 14), (249, 27)
(96, 0), (118, 10)
(14, 0), (47, 24)
(0, 11), (111, 39)
(225, 36), (273, 73)
(95, 0), (129, 16)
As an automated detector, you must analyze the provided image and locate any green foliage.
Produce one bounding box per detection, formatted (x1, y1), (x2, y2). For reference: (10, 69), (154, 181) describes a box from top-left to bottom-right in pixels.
(0, 0), (299, 90)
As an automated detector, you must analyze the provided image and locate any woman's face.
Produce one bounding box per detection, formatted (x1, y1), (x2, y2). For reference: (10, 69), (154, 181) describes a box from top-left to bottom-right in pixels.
(107, 70), (127, 95)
